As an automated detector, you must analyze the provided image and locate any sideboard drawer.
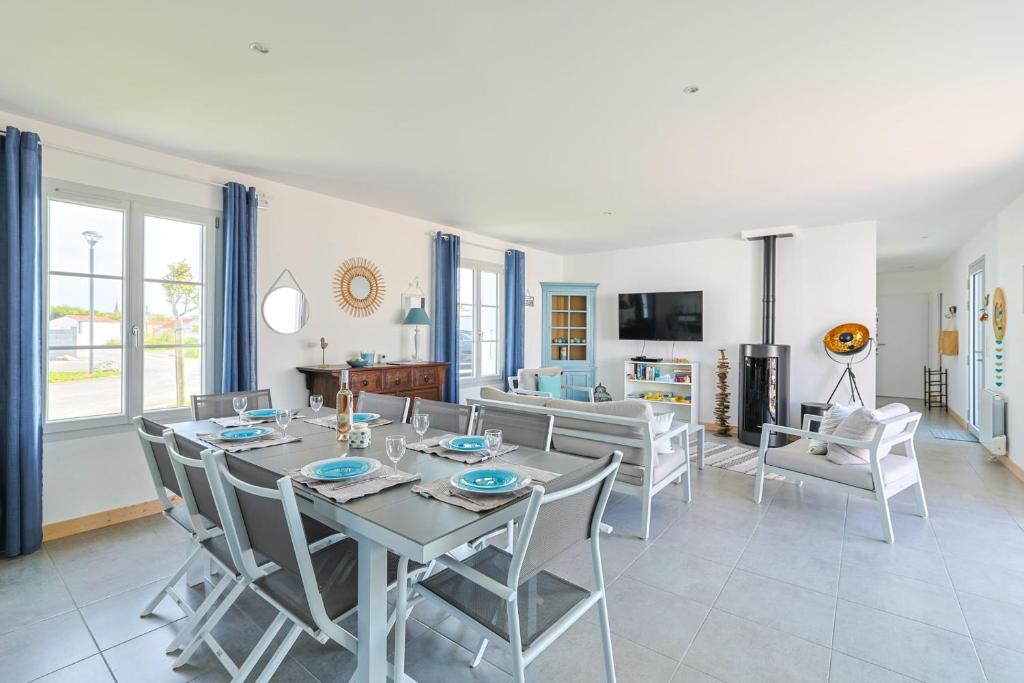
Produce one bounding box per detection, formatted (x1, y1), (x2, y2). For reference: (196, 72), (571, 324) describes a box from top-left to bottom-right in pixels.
(413, 367), (439, 388)
(384, 367), (413, 391)
(349, 370), (381, 392)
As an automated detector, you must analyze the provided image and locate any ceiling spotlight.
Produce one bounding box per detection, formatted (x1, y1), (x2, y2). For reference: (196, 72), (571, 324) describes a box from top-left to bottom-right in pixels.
(683, 85), (700, 94)
(249, 42), (270, 55)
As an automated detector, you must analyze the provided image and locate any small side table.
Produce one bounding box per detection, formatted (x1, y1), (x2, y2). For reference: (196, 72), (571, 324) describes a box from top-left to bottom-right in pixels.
(801, 402), (831, 432)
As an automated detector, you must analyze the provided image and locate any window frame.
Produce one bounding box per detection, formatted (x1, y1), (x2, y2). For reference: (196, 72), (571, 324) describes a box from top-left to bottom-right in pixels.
(457, 258), (504, 384)
(43, 180), (219, 434)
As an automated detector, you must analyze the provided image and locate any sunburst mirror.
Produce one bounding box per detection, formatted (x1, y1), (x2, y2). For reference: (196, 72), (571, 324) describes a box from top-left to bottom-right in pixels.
(333, 257), (386, 317)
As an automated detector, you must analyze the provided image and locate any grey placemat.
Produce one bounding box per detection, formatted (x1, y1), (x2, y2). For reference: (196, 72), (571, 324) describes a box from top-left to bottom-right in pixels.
(197, 431), (302, 453)
(302, 415), (394, 429)
(289, 467), (420, 504)
(411, 460), (558, 512)
(407, 435), (520, 464)
(211, 410), (304, 427)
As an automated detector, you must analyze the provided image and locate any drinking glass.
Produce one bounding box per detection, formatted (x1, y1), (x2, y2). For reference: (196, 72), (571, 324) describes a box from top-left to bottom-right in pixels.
(309, 394), (324, 420)
(412, 413), (429, 439)
(275, 409), (292, 434)
(232, 396), (248, 424)
(484, 429), (503, 459)
(385, 435), (407, 479)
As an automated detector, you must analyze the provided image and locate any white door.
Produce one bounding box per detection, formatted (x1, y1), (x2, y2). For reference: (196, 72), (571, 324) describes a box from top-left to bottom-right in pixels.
(877, 293), (929, 399)
(967, 259), (986, 431)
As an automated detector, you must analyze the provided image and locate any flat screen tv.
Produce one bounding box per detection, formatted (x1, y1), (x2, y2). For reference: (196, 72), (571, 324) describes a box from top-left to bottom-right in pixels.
(618, 291), (703, 341)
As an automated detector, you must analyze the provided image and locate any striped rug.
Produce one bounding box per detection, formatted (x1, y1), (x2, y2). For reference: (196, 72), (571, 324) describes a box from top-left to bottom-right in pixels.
(689, 437), (763, 476)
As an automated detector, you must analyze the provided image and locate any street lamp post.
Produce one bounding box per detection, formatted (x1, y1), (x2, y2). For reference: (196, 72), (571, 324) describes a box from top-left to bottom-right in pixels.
(82, 230), (103, 373)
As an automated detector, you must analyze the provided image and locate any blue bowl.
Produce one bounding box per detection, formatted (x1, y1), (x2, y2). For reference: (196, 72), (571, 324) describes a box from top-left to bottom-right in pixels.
(441, 436), (488, 453)
(301, 457), (380, 481)
(217, 426), (273, 442)
(244, 408), (278, 419)
(347, 359), (370, 368)
(451, 468), (530, 494)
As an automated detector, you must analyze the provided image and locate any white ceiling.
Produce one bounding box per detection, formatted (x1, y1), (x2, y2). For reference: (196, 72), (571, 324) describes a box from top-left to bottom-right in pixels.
(3, 1), (1024, 268)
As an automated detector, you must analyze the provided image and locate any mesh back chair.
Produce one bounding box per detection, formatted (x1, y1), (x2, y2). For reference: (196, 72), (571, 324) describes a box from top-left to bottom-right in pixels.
(133, 417), (205, 622)
(191, 389), (272, 421)
(475, 406), (554, 451)
(417, 451), (623, 683)
(158, 430), (275, 677)
(410, 396), (475, 435)
(356, 391), (411, 423)
(202, 449), (429, 683)
(470, 407), (555, 551)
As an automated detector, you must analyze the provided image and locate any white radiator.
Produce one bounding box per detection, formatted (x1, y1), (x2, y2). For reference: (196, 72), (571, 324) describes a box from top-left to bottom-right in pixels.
(980, 389), (1007, 456)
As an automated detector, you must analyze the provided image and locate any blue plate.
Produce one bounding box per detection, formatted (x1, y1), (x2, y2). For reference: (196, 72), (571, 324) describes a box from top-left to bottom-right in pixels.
(217, 426), (273, 442)
(352, 412), (380, 423)
(440, 436), (488, 453)
(300, 457), (381, 481)
(244, 408), (278, 419)
(450, 468), (531, 494)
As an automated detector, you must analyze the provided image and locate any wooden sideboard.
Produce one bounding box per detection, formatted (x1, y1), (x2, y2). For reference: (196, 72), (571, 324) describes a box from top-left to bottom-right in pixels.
(296, 362), (449, 409)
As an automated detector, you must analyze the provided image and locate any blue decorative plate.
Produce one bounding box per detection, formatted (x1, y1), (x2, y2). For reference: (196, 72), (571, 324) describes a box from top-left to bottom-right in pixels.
(450, 468), (530, 494)
(352, 412), (380, 423)
(300, 457), (381, 481)
(217, 426), (273, 442)
(244, 408), (278, 419)
(440, 436), (488, 453)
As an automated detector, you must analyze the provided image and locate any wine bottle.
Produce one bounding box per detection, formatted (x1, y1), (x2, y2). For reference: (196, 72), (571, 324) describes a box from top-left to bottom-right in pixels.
(336, 369), (353, 443)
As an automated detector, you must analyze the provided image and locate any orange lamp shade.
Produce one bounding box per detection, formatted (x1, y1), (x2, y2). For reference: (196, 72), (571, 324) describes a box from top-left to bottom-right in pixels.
(823, 323), (870, 355)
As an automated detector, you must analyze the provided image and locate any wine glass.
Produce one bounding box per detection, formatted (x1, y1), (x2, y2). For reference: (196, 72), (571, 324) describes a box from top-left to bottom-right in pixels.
(309, 394), (323, 421)
(484, 429), (503, 459)
(385, 435), (407, 479)
(232, 396), (248, 424)
(275, 409), (292, 435)
(412, 413), (429, 440)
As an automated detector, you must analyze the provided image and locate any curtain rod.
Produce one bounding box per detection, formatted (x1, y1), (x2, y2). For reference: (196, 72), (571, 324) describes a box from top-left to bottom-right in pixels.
(425, 230), (514, 253)
(2, 127), (228, 190)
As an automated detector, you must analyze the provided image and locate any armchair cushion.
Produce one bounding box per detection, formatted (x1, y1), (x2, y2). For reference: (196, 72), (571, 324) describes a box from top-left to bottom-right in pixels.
(827, 403), (911, 465)
(518, 367), (561, 392)
(652, 412), (675, 457)
(480, 386), (550, 407)
(808, 403), (857, 454)
(617, 446), (688, 486)
(537, 373), (562, 397)
(767, 439), (919, 490)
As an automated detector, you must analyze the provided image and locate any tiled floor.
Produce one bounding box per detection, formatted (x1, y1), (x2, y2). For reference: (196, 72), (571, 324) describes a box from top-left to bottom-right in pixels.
(4, 399), (1024, 682)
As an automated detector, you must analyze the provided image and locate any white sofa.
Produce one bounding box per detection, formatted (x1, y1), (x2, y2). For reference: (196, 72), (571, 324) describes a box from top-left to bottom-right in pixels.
(470, 387), (698, 539)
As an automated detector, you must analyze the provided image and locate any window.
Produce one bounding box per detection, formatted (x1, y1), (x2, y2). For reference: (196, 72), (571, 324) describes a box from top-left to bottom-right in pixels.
(457, 260), (503, 382)
(45, 183), (217, 429)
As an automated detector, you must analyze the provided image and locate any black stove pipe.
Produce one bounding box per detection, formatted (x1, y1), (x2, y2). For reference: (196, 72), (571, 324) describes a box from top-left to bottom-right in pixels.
(761, 235), (776, 345)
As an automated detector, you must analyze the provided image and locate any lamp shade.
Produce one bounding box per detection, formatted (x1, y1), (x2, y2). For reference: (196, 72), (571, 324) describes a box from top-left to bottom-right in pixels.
(402, 307), (432, 326)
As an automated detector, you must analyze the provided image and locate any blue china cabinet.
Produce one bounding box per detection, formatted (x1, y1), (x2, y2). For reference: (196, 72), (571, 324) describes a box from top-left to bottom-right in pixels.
(540, 282), (598, 400)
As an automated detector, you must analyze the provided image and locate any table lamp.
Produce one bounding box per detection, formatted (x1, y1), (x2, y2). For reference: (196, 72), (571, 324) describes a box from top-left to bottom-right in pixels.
(402, 307), (431, 361)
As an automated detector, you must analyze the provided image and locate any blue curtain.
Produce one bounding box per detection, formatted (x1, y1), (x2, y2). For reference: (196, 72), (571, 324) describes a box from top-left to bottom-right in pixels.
(504, 249), (525, 382)
(0, 127), (43, 557)
(432, 232), (460, 402)
(221, 183), (258, 392)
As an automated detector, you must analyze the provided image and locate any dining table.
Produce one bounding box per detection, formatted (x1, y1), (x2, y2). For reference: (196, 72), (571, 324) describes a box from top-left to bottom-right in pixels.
(165, 411), (592, 683)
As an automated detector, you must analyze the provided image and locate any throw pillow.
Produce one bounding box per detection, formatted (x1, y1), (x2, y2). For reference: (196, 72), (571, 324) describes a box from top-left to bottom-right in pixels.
(651, 412), (675, 460)
(825, 403), (911, 465)
(536, 373), (562, 397)
(808, 404), (857, 455)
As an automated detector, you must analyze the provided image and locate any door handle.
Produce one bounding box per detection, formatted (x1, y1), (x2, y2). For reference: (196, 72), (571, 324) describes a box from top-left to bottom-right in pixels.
(131, 325), (140, 348)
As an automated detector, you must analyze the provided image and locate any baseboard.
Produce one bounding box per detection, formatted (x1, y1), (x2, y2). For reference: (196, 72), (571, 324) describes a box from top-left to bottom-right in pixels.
(43, 497), (181, 542)
(702, 421), (737, 437)
(999, 455), (1024, 485)
(948, 406), (969, 430)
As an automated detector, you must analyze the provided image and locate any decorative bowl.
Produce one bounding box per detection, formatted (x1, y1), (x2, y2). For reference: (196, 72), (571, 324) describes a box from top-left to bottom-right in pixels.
(347, 358), (370, 368)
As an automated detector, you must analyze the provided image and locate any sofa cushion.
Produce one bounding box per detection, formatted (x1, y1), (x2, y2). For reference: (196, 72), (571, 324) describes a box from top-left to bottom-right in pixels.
(479, 386), (550, 407)
(652, 412), (675, 457)
(536, 373), (562, 397)
(615, 446), (689, 487)
(766, 439), (919, 490)
(548, 399), (653, 466)
(518, 367), (561, 392)
(827, 403), (911, 465)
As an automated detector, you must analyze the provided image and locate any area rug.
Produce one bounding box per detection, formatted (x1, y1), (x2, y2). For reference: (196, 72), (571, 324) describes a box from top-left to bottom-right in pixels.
(930, 428), (979, 443)
(689, 437), (762, 476)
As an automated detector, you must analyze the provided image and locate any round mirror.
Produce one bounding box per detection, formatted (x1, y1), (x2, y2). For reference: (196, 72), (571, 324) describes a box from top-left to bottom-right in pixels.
(262, 286), (310, 334)
(350, 275), (372, 300)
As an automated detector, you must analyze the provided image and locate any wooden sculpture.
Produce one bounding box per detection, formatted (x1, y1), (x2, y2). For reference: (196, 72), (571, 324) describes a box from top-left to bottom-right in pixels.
(714, 349), (731, 436)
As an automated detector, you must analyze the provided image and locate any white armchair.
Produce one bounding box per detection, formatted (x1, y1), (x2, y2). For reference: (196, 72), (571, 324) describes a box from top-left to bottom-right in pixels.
(506, 367), (595, 402)
(753, 411), (928, 543)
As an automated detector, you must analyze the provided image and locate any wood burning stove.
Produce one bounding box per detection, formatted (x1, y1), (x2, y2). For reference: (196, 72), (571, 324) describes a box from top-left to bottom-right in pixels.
(738, 234), (791, 447)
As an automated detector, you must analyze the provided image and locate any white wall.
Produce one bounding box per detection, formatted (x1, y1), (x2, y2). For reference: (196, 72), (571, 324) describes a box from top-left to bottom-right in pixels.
(562, 222), (878, 427)
(938, 194), (1022, 466)
(1, 110), (563, 524)
(877, 268), (943, 371)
